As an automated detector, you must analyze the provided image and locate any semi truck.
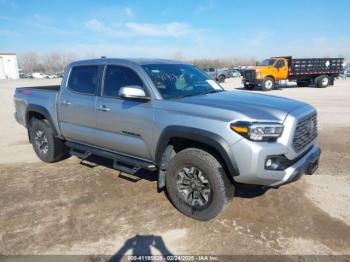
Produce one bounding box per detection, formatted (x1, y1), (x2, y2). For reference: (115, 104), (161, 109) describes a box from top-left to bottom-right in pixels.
(243, 56), (344, 91)
(14, 58), (321, 220)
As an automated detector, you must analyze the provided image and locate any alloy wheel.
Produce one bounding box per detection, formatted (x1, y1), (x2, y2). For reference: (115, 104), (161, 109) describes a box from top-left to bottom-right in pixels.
(34, 129), (49, 155)
(176, 166), (211, 207)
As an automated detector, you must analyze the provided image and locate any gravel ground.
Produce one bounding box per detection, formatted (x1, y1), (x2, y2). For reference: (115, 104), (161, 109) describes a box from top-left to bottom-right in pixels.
(0, 77), (349, 257)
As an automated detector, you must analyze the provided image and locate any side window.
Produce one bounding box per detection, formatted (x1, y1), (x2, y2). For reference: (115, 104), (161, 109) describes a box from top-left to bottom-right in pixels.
(68, 66), (99, 95)
(103, 65), (144, 97)
(276, 60), (285, 68)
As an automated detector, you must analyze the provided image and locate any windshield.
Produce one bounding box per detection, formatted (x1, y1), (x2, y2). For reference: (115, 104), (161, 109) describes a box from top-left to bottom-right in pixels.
(142, 64), (223, 99)
(259, 59), (276, 66)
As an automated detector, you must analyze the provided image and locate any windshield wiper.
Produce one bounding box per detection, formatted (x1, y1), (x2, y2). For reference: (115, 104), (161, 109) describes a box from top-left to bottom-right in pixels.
(205, 90), (224, 94)
(196, 90), (224, 96)
(171, 90), (224, 99)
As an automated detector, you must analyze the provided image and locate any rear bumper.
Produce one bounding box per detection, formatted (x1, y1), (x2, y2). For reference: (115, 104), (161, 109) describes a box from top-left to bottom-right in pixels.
(14, 112), (25, 126)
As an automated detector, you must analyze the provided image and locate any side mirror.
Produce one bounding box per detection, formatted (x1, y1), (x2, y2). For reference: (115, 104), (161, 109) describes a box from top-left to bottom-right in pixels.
(119, 86), (150, 101)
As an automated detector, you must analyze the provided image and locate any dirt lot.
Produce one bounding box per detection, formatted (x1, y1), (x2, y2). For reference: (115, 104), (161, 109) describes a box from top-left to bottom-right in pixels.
(0, 77), (349, 257)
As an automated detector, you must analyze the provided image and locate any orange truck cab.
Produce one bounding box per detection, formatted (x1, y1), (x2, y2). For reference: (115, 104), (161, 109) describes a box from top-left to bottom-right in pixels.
(242, 56), (344, 91)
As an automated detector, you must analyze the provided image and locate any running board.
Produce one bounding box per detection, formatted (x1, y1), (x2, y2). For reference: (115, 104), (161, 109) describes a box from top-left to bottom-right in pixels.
(69, 148), (91, 159)
(113, 160), (140, 175)
(65, 141), (157, 172)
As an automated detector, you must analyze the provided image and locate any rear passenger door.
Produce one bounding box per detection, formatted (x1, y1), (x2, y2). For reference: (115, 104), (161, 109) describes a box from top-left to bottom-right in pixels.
(58, 65), (100, 145)
(94, 65), (155, 160)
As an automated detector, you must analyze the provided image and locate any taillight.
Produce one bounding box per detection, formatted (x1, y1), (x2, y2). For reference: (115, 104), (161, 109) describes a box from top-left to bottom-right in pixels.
(22, 89), (32, 95)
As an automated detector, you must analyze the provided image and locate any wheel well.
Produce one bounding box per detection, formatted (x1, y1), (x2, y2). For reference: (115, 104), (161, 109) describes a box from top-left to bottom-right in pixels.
(264, 75), (275, 81)
(167, 137), (234, 182)
(27, 111), (46, 128)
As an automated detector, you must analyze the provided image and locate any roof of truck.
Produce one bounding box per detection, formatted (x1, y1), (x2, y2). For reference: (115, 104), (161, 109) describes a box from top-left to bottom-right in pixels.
(129, 58), (183, 65)
(70, 58), (185, 67)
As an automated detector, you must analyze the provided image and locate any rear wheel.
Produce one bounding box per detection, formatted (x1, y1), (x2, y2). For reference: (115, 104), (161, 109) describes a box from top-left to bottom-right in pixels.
(165, 148), (234, 220)
(29, 119), (70, 163)
(261, 77), (275, 91)
(316, 75), (329, 88)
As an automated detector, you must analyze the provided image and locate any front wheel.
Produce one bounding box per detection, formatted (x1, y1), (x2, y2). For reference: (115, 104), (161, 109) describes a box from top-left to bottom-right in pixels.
(261, 77), (275, 91)
(217, 75), (225, 83)
(29, 119), (70, 163)
(165, 148), (234, 220)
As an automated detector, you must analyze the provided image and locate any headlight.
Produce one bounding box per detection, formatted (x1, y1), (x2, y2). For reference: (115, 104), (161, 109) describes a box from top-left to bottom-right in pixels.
(230, 121), (284, 142)
(257, 72), (264, 79)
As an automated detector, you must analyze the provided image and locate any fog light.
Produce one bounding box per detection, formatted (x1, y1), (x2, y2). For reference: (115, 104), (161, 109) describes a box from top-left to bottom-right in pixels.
(265, 156), (286, 170)
(266, 159), (273, 167)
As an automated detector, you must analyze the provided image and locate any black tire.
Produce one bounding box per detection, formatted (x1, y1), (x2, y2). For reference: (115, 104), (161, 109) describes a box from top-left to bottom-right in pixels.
(244, 84), (255, 90)
(29, 119), (70, 163)
(217, 75), (225, 83)
(261, 77), (275, 91)
(316, 75), (329, 88)
(165, 148), (234, 220)
(297, 80), (310, 87)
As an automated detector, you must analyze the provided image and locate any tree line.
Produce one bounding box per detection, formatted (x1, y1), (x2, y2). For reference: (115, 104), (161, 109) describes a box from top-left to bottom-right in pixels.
(18, 51), (258, 73)
(174, 52), (257, 68)
(18, 52), (97, 73)
(18, 51), (348, 73)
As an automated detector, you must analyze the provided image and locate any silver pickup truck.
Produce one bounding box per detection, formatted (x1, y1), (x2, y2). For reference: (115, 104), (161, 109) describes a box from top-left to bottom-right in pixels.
(14, 58), (321, 220)
(202, 67), (231, 83)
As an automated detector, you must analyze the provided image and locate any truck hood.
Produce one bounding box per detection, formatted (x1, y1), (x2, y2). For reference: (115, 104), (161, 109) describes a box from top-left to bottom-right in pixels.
(173, 91), (308, 122)
(247, 66), (273, 71)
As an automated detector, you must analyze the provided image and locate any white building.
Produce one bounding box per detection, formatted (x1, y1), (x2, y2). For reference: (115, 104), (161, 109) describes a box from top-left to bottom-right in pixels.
(0, 53), (19, 80)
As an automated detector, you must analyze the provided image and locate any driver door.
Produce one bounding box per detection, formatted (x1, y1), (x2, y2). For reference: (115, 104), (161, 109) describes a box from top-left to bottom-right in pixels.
(94, 65), (155, 160)
(274, 59), (288, 80)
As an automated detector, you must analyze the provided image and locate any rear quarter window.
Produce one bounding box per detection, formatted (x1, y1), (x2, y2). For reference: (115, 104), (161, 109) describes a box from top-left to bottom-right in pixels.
(67, 65), (99, 95)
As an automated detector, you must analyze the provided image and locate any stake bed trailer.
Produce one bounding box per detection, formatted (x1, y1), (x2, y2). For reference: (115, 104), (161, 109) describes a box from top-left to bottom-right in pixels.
(243, 56), (344, 91)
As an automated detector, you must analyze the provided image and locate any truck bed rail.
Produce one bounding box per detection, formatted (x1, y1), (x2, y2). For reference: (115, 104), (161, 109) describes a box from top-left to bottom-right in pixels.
(290, 58), (343, 75)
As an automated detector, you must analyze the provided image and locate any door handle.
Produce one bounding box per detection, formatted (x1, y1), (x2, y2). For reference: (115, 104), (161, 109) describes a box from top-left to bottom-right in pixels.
(61, 100), (71, 106)
(97, 105), (111, 112)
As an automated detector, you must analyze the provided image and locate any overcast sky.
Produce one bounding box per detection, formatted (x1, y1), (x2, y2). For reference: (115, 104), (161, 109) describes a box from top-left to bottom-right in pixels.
(0, 0), (349, 59)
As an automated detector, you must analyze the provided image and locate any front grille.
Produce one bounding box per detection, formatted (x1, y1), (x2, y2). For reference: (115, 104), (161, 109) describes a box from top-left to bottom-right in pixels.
(293, 112), (318, 152)
(243, 69), (256, 80)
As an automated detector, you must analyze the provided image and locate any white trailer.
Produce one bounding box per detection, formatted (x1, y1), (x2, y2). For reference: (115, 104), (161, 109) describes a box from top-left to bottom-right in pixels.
(0, 53), (19, 80)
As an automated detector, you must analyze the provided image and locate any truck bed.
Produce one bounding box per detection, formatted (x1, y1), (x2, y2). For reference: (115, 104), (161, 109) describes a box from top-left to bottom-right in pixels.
(14, 86), (60, 130)
(290, 58), (343, 75)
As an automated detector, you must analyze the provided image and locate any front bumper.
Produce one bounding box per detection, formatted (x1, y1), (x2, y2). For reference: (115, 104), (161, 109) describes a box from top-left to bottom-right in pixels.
(232, 142), (321, 187)
(242, 78), (263, 86)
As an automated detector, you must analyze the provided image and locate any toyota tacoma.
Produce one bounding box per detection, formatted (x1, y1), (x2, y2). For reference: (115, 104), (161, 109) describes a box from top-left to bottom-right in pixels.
(14, 58), (321, 220)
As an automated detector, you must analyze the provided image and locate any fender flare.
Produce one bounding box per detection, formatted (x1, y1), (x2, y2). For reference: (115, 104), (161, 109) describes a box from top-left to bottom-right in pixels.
(25, 104), (59, 136)
(155, 126), (240, 177)
(264, 75), (275, 81)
